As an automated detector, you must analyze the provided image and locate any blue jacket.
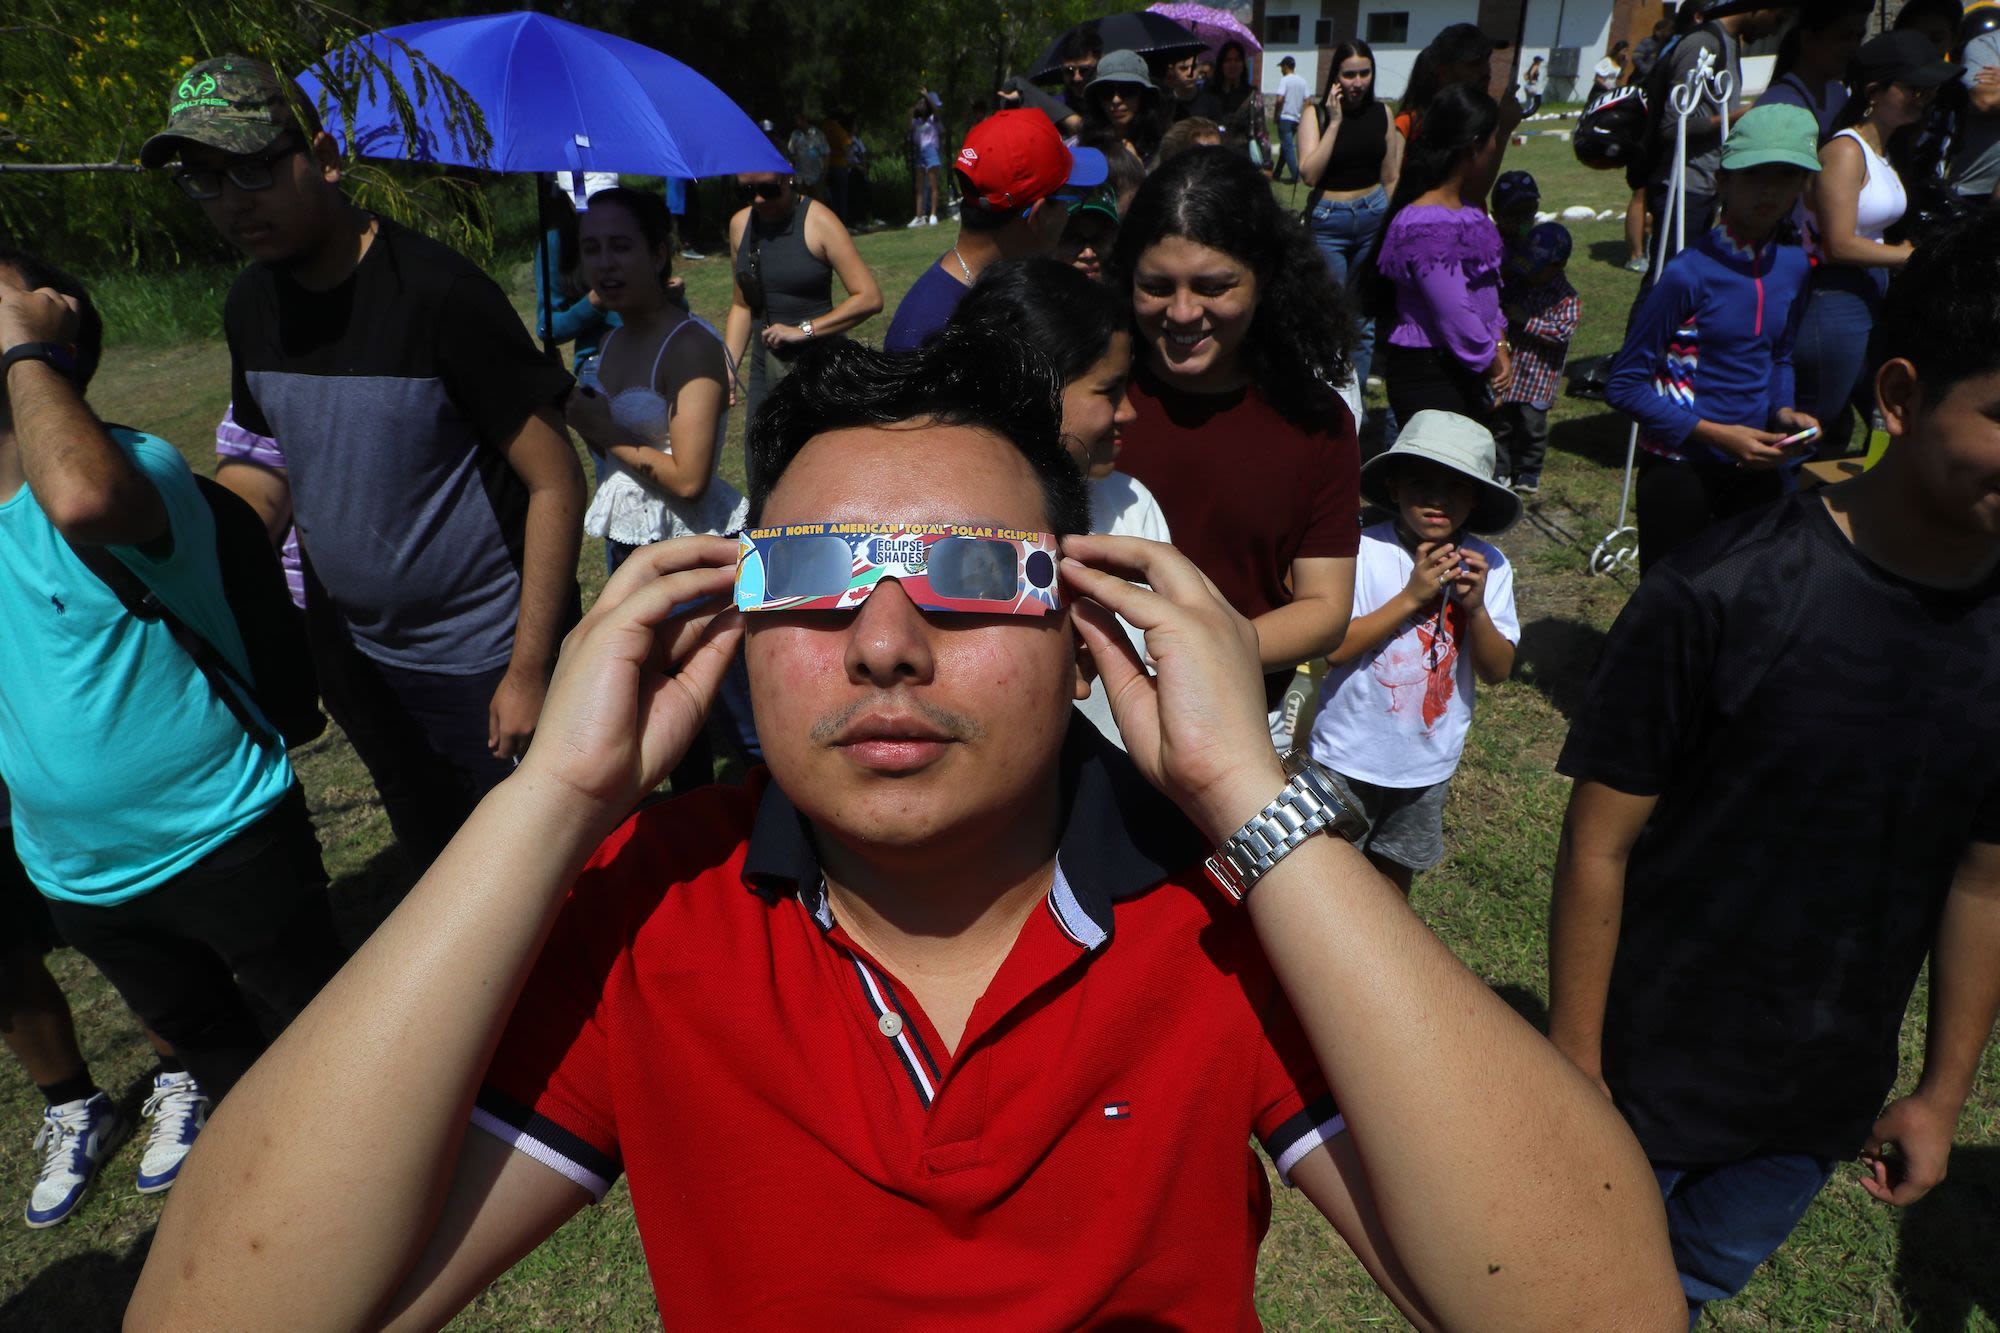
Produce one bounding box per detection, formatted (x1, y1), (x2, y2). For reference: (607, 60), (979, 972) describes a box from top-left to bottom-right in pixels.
(1607, 225), (1810, 464)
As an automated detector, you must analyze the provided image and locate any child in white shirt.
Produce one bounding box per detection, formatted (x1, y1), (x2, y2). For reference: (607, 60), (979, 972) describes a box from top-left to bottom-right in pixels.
(1309, 411), (1522, 893)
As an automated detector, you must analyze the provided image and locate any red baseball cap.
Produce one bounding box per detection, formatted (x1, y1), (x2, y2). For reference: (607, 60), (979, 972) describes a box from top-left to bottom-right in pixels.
(954, 110), (1108, 212)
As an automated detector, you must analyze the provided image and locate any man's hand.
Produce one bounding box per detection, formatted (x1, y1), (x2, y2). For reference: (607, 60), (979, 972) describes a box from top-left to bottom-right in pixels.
(0, 273), (81, 354)
(1695, 420), (1796, 469)
(1059, 534), (1283, 842)
(1859, 1092), (1959, 1206)
(1400, 541), (1458, 614)
(1449, 548), (1491, 614)
(488, 666), (548, 760)
(513, 535), (744, 818)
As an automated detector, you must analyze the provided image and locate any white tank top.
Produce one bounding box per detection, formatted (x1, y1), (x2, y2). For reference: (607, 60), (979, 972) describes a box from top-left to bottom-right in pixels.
(1833, 128), (1906, 244)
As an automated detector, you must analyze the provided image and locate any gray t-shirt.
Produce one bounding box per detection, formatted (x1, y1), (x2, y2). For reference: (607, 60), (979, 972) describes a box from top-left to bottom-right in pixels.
(1278, 73), (1310, 122)
(1649, 26), (1740, 195)
(1952, 32), (2000, 197)
(225, 219), (573, 674)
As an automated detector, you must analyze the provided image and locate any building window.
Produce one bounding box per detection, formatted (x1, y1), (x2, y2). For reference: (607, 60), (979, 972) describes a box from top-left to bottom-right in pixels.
(1266, 14), (1302, 44)
(1314, 18), (1335, 45)
(1365, 12), (1411, 44)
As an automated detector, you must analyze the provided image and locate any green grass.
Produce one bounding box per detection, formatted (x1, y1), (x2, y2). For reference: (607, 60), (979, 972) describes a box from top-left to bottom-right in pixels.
(4, 128), (1996, 1330)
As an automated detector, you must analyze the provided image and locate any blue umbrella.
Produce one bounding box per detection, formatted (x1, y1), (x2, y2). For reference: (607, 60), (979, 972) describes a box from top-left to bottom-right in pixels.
(296, 11), (786, 178)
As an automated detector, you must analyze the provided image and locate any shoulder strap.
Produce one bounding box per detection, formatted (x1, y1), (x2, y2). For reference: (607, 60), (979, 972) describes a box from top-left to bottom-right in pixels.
(67, 538), (280, 749)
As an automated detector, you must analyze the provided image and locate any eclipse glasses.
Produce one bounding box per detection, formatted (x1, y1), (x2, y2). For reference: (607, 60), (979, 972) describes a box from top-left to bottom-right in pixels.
(735, 523), (1063, 617)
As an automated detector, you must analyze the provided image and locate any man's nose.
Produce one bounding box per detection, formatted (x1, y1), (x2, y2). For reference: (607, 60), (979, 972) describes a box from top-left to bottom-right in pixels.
(842, 579), (937, 686)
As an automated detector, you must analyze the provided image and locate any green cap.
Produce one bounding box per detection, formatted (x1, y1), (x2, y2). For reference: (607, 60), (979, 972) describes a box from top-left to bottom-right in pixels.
(140, 56), (306, 168)
(1073, 183), (1119, 225)
(1720, 104), (1822, 173)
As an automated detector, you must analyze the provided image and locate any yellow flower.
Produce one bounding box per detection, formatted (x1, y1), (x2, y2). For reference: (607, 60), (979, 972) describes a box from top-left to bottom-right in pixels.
(124, 37), (138, 47)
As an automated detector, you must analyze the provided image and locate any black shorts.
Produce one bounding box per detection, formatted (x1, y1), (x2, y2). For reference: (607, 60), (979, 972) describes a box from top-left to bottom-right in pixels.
(0, 830), (61, 960)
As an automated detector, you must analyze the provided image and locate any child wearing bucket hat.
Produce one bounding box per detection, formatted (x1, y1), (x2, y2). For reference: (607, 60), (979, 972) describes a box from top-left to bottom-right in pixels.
(1305, 411), (1522, 894)
(1606, 102), (1823, 573)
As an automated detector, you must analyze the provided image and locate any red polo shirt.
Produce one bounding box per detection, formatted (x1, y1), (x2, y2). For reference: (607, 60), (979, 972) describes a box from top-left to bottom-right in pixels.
(477, 720), (1346, 1327)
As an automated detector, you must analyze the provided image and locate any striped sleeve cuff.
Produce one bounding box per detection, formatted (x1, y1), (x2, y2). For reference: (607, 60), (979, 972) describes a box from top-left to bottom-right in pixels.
(1261, 1094), (1346, 1187)
(472, 1088), (621, 1201)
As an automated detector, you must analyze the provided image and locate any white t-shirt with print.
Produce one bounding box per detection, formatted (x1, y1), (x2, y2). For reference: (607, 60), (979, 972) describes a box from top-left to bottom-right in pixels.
(1308, 521), (1519, 788)
(1079, 471), (1172, 748)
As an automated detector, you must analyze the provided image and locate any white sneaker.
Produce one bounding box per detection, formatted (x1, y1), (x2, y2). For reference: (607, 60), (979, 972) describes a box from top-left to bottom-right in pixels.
(905, 215), (926, 228)
(135, 1071), (208, 1194)
(25, 1091), (121, 1228)
(926, 213), (939, 226)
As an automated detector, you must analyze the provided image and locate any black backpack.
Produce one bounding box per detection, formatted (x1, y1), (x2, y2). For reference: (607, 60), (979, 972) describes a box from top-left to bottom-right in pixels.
(1573, 28), (1718, 176)
(69, 469), (324, 750)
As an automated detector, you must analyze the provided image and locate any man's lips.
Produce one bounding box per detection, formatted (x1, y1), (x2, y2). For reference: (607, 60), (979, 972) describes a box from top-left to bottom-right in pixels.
(829, 713), (959, 773)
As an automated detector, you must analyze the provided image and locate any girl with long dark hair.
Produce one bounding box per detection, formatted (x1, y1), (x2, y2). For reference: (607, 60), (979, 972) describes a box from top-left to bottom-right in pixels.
(1298, 38), (1402, 401)
(1107, 146), (1361, 747)
(1377, 84), (1511, 426)
(1207, 40), (1271, 167)
(1082, 50), (1165, 168)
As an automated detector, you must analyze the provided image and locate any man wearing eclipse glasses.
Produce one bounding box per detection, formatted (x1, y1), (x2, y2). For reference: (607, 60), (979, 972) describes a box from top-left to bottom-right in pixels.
(135, 330), (1680, 1329)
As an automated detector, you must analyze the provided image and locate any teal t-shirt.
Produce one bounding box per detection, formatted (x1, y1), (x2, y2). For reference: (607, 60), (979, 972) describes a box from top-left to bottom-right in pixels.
(0, 430), (294, 904)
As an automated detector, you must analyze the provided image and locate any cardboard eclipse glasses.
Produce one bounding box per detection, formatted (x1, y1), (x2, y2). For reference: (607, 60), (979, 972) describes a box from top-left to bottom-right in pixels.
(735, 523), (1063, 617)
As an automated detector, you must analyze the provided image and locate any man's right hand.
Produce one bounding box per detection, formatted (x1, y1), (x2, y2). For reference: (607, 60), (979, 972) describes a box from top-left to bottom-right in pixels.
(1695, 420), (1795, 469)
(514, 536), (744, 820)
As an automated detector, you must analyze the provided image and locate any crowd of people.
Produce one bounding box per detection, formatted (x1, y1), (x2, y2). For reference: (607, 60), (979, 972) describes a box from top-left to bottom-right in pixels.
(1, 4), (1998, 1325)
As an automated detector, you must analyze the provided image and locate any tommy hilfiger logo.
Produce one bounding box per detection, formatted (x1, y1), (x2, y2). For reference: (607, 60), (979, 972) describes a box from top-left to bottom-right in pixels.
(1103, 1102), (1131, 1120)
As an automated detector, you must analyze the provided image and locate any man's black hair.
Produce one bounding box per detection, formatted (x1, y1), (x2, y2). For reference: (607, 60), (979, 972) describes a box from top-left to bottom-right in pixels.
(1057, 23), (1103, 63)
(1877, 210), (2000, 402)
(952, 171), (1025, 232)
(746, 326), (1090, 536)
(0, 248), (104, 428)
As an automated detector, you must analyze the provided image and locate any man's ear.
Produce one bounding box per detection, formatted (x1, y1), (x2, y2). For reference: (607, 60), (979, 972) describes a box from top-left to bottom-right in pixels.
(311, 130), (343, 185)
(1876, 358), (1922, 443)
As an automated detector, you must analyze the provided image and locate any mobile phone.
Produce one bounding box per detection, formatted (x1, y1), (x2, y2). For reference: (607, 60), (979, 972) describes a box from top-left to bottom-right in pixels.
(1775, 425), (1821, 448)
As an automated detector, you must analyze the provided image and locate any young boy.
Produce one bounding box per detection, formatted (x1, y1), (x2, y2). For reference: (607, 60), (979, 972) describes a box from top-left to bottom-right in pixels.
(1491, 170), (1541, 255)
(1307, 411), (1522, 894)
(1606, 103), (1823, 573)
(1549, 211), (2000, 1322)
(1497, 222), (1580, 495)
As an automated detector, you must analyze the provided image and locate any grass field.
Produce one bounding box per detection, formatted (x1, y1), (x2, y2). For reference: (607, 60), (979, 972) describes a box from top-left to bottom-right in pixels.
(3, 126), (1996, 1331)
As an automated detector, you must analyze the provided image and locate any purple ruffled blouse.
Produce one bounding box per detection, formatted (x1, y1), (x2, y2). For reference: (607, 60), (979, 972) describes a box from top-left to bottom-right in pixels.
(1376, 204), (1507, 372)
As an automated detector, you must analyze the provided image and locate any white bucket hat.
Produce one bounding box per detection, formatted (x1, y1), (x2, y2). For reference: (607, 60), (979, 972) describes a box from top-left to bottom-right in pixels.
(1358, 411), (1522, 536)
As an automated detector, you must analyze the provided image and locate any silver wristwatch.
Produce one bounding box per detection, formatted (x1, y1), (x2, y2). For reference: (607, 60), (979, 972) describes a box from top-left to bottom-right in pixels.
(800, 319), (815, 339)
(1203, 751), (1368, 903)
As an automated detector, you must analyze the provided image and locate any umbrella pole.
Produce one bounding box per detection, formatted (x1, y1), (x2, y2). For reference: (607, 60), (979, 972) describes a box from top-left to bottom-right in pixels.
(536, 172), (559, 363)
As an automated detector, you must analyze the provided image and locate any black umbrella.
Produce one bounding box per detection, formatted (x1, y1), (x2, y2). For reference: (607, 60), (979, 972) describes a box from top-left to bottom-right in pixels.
(1029, 11), (1208, 84)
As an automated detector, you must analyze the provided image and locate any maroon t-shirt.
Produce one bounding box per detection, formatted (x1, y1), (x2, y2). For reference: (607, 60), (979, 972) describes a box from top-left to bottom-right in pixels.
(1118, 372), (1361, 705)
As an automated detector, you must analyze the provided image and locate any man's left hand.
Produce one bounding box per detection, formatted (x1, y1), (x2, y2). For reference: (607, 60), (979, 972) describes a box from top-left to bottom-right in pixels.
(0, 271), (81, 355)
(1059, 534), (1283, 843)
(1859, 1092), (1958, 1206)
(488, 665), (550, 760)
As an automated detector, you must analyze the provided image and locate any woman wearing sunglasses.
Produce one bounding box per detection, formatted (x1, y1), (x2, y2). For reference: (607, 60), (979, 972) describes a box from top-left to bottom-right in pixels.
(724, 172), (883, 425)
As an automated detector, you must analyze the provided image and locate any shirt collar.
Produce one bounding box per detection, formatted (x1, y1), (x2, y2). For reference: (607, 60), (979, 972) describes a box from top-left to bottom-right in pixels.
(1708, 221), (1775, 265)
(740, 711), (1206, 948)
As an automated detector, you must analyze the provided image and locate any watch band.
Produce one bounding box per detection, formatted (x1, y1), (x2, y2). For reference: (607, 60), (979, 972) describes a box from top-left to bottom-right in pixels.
(0, 342), (76, 380)
(1203, 754), (1367, 903)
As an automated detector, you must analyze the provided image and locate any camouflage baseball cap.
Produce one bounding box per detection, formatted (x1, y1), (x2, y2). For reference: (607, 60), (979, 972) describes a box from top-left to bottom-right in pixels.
(139, 56), (307, 168)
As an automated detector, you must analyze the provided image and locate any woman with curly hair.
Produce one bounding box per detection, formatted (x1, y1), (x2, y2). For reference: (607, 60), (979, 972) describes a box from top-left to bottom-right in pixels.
(1377, 84), (1511, 427)
(1107, 146), (1361, 748)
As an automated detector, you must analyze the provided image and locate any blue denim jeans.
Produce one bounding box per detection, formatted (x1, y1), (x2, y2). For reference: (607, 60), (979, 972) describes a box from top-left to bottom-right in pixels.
(1309, 186), (1389, 396)
(1793, 266), (1885, 458)
(1277, 118), (1301, 181)
(1653, 1153), (1836, 1324)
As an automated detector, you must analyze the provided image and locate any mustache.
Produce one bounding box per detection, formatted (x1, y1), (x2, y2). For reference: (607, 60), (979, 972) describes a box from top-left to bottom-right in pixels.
(808, 695), (985, 747)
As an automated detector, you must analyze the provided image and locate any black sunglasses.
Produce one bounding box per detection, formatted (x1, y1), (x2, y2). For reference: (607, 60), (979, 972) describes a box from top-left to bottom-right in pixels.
(737, 180), (790, 202)
(172, 135), (305, 202)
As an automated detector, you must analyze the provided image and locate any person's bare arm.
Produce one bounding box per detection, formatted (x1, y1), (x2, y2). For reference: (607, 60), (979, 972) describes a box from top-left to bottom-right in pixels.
(489, 405), (586, 760)
(214, 459), (292, 546)
(127, 540), (748, 1332)
(1, 279), (166, 547)
(803, 203), (884, 337)
(1547, 780), (1658, 1094)
(1291, 1138), (1443, 1331)
(1063, 534), (1683, 1328)
(1253, 555), (1355, 671)
(722, 210), (753, 401)
(603, 333), (728, 503)
(1327, 542), (1457, 667)
(1860, 839), (2000, 1207)
(1810, 137), (1915, 270)
(1297, 97), (1338, 188)
(1381, 115), (1404, 197)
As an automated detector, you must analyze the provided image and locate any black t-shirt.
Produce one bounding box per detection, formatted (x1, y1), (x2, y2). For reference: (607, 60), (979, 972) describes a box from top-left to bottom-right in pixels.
(1558, 494), (2000, 1164)
(225, 218), (573, 672)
